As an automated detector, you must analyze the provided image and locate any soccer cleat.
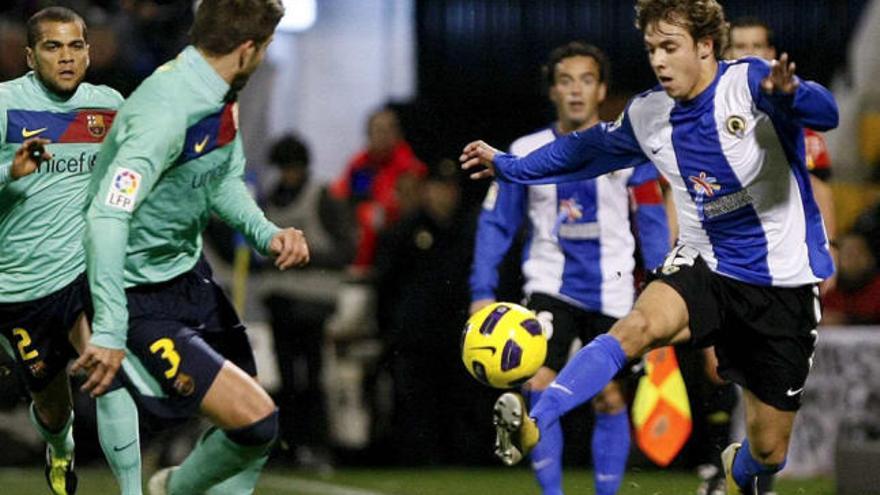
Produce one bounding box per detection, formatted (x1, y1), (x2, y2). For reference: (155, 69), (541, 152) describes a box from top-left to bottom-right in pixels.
(722, 442), (741, 494)
(492, 392), (540, 466)
(44, 446), (77, 495)
(147, 466), (178, 495)
(721, 442), (759, 495)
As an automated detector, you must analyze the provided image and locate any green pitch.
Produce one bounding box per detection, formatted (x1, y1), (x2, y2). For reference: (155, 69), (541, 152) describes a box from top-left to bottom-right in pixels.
(0, 467), (835, 494)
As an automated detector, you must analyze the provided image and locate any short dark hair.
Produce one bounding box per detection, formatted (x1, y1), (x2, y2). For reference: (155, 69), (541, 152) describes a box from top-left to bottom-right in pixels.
(27, 7), (87, 48)
(191, 0), (284, 55)
(543, 41), (610, 87)
(269, 134), (310, 169)
(730, 16), (774, 48)
(635, 0), (729, 59)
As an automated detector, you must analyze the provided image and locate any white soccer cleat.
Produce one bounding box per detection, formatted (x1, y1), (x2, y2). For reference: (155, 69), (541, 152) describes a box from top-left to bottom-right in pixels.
(493, 392), (540, 466)
(147, 466), (178, 495)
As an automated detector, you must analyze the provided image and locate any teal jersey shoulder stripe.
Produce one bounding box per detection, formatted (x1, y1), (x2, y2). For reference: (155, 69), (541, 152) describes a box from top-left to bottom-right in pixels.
(174, 102), (237, 166)
(6, 109), (116, 144)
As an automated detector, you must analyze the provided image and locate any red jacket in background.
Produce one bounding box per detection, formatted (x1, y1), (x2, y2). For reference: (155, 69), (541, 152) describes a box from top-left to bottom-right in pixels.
(330, 141), (427, 268)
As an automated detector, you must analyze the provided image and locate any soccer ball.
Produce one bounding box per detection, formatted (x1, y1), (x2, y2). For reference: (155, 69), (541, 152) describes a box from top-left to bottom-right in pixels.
(461, 302), (547, 389)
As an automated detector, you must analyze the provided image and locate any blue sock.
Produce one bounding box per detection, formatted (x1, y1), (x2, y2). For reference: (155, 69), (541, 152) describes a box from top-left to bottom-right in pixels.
(592, 408), (630, 495)
(732, 439), (786, 489)
(531, 335), (627, 431)
(526, 389), (563, 495)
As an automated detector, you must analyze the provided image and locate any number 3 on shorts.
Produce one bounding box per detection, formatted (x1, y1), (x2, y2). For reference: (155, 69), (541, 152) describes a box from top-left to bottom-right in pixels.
(149, 338), (181, 379)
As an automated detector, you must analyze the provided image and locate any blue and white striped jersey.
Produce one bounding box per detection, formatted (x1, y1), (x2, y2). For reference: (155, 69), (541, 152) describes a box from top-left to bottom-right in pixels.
(492, 58), (838, 287)
(470, 124), (669, 318)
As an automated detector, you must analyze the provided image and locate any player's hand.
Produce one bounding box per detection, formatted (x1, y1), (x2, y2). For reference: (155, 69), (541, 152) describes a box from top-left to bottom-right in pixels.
(11, 138), (52, 179)
(71, 344), (126, 397)
(761, 52), (799, 95)
(469, 298), (495, 315)
(269, 227), (310, 270)
(460, 140), (500, 180)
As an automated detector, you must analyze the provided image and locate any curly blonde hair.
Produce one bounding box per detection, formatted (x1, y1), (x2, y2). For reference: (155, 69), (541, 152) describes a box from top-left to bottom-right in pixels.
(635, 0), (729, 58)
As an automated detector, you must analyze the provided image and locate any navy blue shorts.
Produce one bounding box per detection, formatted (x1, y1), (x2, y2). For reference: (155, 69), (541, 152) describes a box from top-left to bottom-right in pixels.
(120, 259), (257, 420)
(0, 274), (88, 392)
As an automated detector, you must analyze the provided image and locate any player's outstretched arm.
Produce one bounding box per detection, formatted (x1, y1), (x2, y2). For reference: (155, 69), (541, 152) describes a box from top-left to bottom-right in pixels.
(461, 121), (645, 185)
(754, 53), (839, 131)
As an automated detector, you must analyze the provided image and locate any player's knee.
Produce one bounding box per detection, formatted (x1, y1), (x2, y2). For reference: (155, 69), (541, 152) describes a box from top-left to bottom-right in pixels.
(749, 434), (790, 467)
(226, 408), (279, 448)
(33, 400), (71, 431)
(612, 309), (654, 358)
(593, 382), (626, 414)
(525, 367), (556, 391)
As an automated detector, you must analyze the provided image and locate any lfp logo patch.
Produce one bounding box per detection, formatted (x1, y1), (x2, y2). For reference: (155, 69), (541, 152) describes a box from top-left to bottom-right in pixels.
(106, 167), (141, 212)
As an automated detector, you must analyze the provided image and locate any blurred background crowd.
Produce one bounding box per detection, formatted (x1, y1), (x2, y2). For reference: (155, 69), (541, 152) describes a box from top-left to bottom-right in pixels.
(1, 0), (880, 482)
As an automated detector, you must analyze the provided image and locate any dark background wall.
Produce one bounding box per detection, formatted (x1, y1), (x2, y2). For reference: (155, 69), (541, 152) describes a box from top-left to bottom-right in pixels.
(413, 0), (868, 169)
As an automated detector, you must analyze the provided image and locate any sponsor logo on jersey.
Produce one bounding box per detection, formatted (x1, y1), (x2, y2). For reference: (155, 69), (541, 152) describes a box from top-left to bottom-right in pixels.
(194, 135), (210, 154)
(21, 126), (47, 138)
(688, 171), (721, 197)
(105, 167), (141, 212)
(35, 152), (97, 175)
(725, 115), (747, 138)
(559, 198), (583, 222)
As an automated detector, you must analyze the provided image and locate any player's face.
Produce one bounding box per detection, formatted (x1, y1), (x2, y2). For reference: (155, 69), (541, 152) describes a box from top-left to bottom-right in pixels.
(549, 55), (606, 132)
(26, 21), (89, 97)
(644, 19), (713, 101)
(239, 35), (273, 79)
(728, 26), (776, 60)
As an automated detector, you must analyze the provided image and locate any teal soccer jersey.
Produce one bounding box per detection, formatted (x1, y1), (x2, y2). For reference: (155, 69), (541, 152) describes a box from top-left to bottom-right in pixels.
(85, 46), (280, 349)
(0, 73), (122, 302)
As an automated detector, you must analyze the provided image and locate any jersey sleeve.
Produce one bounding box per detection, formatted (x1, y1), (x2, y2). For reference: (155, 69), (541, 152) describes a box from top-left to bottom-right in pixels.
(469, 180), (527, 301)
(210, 135), (280, 254)
(746, 58), (839, 132)
(493, 115), (647, 185)
(627, 162), (669, 270)
(85, 107), (183, 349)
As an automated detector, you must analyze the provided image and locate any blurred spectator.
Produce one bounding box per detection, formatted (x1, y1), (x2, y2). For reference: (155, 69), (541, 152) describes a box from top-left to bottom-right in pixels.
(373, 159), (481, 465)
(330, 106), (427, 275)
(0, 17), (26, 80)
(259, 135), (355, 469)
(822, 232), (880, 325)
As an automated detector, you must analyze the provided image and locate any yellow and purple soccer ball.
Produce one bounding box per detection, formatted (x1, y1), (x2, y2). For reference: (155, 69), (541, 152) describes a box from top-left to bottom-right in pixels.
(461, 302), (547, 389)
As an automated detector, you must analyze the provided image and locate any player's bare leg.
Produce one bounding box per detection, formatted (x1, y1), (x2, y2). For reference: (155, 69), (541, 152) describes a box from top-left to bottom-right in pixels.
(150, 361), (277, 495)
(610, 281), (691, 358)
(30, 366), (76, 495)
(497, 281), (689, 466)
(723, 390), (796, 494)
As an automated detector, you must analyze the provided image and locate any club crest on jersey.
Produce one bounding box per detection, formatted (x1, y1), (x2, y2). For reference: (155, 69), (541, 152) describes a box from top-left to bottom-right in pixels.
(87, 114), (107, 138)
(559, 198), (583, 222)
(106, 167), (141, 212)
(725, 115), (747, 138)
(689, 172), (720, 197)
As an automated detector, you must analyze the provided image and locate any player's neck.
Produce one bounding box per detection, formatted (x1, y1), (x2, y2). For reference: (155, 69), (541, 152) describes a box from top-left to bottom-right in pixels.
(197, 47), (242, 86)
(682, 59), (719, 102)
(557, 115), (599, 135)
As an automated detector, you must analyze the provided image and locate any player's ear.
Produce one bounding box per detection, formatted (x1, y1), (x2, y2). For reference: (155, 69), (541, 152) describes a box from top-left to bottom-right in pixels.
(25, 47), (35, 70)
(769, 46), (777, 60)
(697, 36), (713, 60)
(598, 81), (607, 103)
